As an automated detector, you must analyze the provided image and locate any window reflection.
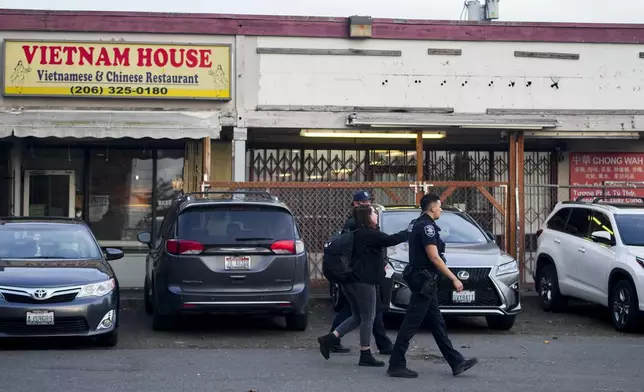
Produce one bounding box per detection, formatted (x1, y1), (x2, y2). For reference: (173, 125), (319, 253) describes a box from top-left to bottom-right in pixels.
(156, 150), (185, 236)
(89, 149), (153, 244)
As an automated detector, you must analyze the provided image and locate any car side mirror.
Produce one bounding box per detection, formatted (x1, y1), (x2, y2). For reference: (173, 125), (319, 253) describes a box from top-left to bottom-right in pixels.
(103, 247), (124, 261)
(590, 231), (613, 245)
(137, 231), (152, 248)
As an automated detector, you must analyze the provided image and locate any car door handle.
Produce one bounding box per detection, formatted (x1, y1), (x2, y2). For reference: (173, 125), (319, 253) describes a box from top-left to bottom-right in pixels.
(554, 239), (561, 244)
(578, 247), (586, 253)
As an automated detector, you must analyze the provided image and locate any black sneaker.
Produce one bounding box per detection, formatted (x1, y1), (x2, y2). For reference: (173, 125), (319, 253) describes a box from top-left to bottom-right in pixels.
(452, 358), (478, 376)
(358, 349), (385, 367)
(386, 367), (419, 378)
(330, 344), (351, 353)
(317, 333), (341, 360)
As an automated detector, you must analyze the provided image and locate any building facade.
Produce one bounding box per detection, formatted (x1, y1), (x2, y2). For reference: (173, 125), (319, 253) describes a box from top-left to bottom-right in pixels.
(1, 9), (644, 286)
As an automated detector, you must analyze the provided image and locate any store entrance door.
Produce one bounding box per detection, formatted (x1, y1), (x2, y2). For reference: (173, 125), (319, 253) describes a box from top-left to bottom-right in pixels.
(23, 170), (76, 217)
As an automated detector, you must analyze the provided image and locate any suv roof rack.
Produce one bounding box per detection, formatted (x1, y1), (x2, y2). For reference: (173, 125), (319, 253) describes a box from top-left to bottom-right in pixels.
(180, 191), (278, 202)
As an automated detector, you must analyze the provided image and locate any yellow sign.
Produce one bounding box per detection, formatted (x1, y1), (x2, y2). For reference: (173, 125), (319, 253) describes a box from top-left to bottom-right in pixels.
(2, 40), (231, 100)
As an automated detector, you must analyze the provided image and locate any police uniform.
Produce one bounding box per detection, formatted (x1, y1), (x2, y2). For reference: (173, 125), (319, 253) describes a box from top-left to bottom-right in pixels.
(388, 213), (465, 374)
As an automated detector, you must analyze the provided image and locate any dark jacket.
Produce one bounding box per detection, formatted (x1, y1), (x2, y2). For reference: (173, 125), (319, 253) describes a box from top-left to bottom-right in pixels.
(350, 227), (408, 285)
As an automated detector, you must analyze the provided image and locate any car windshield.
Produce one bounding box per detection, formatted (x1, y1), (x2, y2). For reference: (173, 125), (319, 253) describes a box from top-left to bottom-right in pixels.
(614, 214), (644, 246)
(177, 205), (296, 245)
(380, 211), (489, 244)
(0, 223), (102, 259)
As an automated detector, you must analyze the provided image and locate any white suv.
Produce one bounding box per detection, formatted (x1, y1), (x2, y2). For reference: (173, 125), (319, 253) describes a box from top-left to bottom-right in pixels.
(534, 199), (644, 332)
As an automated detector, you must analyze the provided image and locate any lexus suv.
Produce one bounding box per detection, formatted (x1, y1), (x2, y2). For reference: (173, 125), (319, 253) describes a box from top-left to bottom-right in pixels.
(137, 191), (310, 331)
(330, 205), (521, 330)
(534, 197), (644, 332)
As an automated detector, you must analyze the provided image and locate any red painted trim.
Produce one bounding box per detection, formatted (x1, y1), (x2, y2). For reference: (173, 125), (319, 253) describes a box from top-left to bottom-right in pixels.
(2, 8), (644, 44)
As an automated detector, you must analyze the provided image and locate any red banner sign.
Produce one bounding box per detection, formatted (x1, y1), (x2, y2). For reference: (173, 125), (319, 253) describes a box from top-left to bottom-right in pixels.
(569, 152), (644, 201)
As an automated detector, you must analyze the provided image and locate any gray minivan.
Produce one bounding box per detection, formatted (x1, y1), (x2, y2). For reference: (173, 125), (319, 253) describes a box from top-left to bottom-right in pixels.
(137, 192), (310, 331)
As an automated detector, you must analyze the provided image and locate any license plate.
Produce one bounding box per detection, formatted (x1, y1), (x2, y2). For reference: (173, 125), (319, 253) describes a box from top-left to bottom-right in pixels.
(26, 311), (55, 325)
(452, 290), (476, 304)
(224, 256), (251, 270)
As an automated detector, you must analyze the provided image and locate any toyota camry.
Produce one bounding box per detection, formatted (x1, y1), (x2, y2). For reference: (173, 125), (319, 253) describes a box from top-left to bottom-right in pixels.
(0, 217), (124, 346)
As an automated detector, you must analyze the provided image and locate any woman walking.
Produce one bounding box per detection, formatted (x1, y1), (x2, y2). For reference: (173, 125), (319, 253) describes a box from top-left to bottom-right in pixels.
(317, 204), (408, 367)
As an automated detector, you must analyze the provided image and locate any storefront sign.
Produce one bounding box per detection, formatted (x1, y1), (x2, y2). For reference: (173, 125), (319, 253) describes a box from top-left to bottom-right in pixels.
(2, 40), (231, 100)
(569, 152), (644, 200)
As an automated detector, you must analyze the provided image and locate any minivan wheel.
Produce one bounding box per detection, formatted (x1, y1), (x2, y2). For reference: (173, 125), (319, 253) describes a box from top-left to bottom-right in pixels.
(486, 315), (516, 331)
(610, 279), (641, 332)
(330, 283), (346, 312)
(536, 264), (567, 312)
(143, 279), (153, 315)
(285, 312), (308, 331)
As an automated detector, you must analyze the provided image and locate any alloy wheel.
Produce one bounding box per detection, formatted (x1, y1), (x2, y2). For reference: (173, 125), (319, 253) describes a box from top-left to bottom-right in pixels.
(539, 273), (553, 306)
(613, 287), (631, 327)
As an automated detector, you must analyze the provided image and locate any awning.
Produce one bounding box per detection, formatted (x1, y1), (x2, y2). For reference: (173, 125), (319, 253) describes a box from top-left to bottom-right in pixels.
(0, 109), (221, 139)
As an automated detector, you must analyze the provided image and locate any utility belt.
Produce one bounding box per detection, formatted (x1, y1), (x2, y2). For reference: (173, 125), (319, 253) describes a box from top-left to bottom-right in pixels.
(402, 264), (440, 297)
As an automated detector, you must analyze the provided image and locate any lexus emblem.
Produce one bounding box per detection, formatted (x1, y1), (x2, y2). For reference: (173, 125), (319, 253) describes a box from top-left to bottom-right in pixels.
(456, 271), (470, 281)
(33, 289), (48, 300)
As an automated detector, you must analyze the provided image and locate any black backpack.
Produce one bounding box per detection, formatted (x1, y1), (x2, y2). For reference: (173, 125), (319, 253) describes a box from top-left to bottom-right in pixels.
(322, 230), (356, 283)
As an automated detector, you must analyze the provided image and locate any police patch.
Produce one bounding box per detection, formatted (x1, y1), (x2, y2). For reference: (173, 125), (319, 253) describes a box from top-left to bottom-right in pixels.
(424, 225), (435, 237)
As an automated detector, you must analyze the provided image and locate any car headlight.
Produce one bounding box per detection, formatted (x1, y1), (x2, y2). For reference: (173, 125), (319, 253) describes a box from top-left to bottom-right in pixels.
(387, 259), (408, 273)
(77, 278), (116, 298)
(497, 260), (519, 276)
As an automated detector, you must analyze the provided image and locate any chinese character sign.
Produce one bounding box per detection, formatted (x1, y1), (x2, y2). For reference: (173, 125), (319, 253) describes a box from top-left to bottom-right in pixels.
(2, 40), (231, 100)
(569, 153), (644, 200)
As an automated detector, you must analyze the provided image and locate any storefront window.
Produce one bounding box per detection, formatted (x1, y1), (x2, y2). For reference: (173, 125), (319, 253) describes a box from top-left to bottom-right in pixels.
(89, 148), (153, 246)
(22, 147), (85, 218)
(156, 150), (185, 235)
(0, 144), (10, 216)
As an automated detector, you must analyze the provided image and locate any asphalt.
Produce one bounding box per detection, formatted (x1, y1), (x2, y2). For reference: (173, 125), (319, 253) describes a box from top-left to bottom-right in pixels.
(1, 295), (643, 392)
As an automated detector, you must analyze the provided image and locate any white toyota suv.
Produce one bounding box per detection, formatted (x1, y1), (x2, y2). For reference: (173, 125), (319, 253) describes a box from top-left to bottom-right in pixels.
(534, 198), (644, 332)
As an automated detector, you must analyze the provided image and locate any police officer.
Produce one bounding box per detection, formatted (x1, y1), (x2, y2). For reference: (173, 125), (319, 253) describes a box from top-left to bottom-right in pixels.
(387, 193), (478, 378)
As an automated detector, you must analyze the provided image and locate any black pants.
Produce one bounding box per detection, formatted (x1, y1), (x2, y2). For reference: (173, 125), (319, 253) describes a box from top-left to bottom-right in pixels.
(389, 283), (464, 370)
(331, 285), (392, 350)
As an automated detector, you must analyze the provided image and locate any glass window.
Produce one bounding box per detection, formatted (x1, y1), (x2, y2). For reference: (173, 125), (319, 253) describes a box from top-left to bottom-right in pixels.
(564, 208), (591, 237)
(546, 208), (571, 232)
(0, 145), (10, 216)
(615, 214), (644, 246)
(177, 205), (296, 245)
(89, 148), (153, 245)
(0, 223), (102, 259)
(155, 150), (185, 236)
(380, 211), (489, 244)
(22, 148), (85, 218)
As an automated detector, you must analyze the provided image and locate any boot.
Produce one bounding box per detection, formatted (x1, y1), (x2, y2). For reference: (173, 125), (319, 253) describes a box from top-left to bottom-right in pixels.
(317, 333), (341, 360)
(358, 349), (385, 367)
(452, 358), (478, 376)
(386, 367), (419, 378)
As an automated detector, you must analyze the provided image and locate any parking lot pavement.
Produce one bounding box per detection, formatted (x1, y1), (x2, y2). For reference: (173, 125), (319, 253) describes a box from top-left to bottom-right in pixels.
(2, 336), (644, 392)
(1, 294), (638, 353)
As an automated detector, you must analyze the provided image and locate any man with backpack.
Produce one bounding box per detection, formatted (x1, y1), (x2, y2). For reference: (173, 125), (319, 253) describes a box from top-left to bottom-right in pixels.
(324, 191), (394, 355)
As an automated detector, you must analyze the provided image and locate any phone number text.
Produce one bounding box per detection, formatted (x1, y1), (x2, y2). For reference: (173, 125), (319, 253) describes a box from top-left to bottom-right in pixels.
(69, 86), (169, 96)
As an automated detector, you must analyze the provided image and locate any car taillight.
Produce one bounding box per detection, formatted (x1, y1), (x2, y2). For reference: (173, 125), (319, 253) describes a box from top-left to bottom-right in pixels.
(166, 239), (204, 255)
(270, 240), (305, 254)
(536, 229), (543, 238)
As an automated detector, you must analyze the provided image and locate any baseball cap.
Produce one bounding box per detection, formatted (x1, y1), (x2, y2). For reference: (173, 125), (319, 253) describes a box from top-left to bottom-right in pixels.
(353, 190), (373, 202)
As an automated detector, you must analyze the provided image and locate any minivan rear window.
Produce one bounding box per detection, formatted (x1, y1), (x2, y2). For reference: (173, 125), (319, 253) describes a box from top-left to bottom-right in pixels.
(176, 205), (296, 245)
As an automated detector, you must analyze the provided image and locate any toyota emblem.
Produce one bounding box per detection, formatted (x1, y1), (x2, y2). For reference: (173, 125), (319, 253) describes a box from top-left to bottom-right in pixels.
(33, 289), (48, 300)
(456, 271), (470, 281)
